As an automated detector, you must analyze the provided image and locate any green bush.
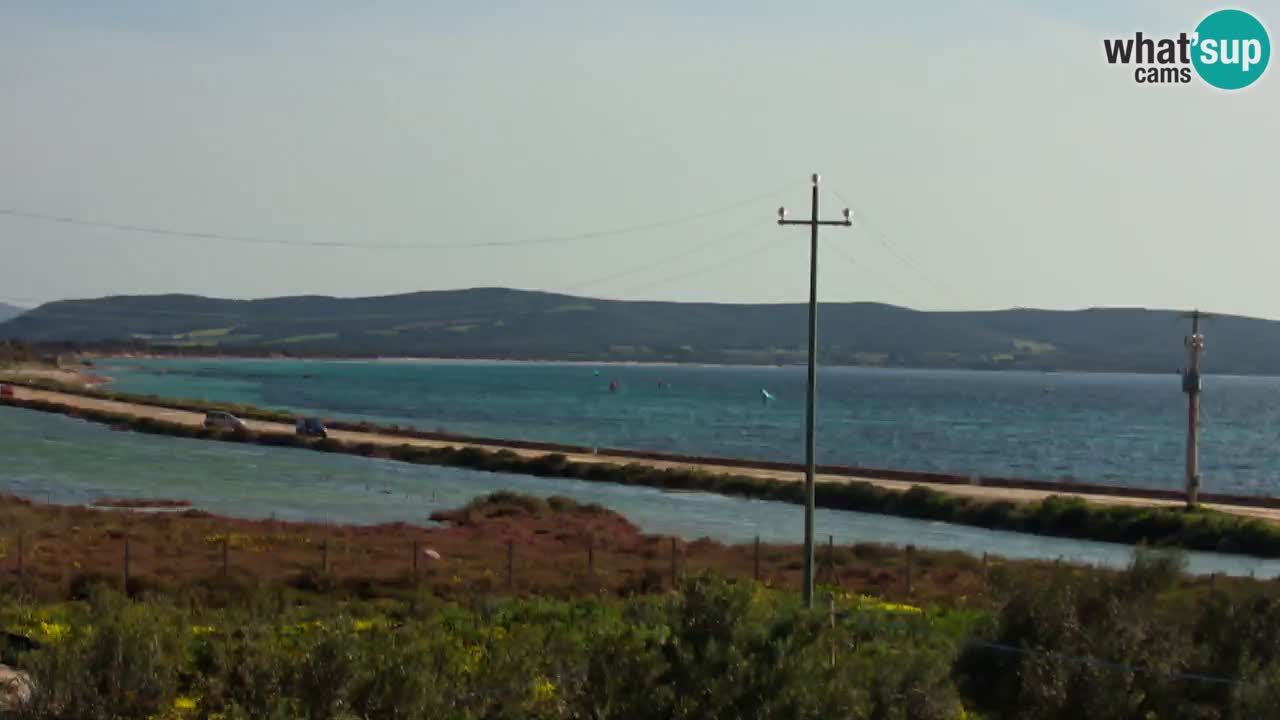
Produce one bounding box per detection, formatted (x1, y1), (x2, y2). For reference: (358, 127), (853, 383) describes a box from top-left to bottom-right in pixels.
(955, 549), (1265, 720)
(10, 562), (1280, 719)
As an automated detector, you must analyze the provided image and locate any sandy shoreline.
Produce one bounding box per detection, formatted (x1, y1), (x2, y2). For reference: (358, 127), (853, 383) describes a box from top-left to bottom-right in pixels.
(1, 366), (113, 387)
(85, 353), (771, 370)
(7, 382), (1280, 526)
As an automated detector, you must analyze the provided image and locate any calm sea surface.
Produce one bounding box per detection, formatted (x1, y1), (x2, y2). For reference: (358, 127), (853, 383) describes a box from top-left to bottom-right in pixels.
(94, 359), (1280, 496)
(4, 406), (1278, 577)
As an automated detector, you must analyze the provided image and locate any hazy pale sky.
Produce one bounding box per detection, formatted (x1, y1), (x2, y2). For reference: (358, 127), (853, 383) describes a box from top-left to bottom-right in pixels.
(1, 0), (1276, 316)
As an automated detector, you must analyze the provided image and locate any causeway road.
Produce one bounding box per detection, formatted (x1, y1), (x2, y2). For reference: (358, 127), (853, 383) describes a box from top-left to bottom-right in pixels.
(11, 384), (1280, 525)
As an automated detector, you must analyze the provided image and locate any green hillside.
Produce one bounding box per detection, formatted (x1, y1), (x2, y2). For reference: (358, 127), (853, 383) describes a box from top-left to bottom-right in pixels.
(0, 288), (1266, 373)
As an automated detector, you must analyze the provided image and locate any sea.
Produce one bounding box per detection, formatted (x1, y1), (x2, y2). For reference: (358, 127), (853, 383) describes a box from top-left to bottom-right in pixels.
(92, 358), (1280, 496)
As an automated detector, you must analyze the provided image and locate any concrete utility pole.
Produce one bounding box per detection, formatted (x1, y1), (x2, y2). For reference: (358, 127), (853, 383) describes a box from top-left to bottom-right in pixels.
(777, 173), (852, 609)
(1181, 310), (1209, 509)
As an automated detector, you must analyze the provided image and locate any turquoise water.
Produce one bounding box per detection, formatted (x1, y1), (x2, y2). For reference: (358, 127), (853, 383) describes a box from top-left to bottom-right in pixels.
(96, 358), (1280, 496)
(5, 406), (1279, 577)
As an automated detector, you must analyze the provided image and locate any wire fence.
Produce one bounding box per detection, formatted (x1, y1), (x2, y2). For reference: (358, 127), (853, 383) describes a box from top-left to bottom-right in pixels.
(1, 521), (1267, 692)
(0, 515), (1018, 604)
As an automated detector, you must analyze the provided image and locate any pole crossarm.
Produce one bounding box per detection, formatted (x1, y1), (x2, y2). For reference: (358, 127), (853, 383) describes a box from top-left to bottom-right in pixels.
(780, 220), (855, 227)
(775, 173), (853, 609)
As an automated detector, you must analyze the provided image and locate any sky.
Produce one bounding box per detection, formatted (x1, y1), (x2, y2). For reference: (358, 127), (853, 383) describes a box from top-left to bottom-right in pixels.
(1, 0), (1277, 316)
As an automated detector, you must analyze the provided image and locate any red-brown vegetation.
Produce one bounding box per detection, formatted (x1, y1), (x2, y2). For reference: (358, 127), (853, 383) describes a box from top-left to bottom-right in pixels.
(0, 492), (994, 605)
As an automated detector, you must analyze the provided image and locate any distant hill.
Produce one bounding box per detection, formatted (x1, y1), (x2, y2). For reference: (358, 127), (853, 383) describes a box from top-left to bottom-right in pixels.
(0, 288), (1268, 374)
(0, 303), (24, 324)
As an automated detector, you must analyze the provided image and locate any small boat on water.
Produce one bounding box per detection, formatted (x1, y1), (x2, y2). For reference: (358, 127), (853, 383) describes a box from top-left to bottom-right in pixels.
(609, 379), (620, 392)
(761, 388), (775, 405)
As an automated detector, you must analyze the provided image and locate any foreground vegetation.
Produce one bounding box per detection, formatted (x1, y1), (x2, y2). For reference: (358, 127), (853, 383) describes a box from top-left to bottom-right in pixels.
(2, 549), (1279, 720)
(5, 391), (1280, 558)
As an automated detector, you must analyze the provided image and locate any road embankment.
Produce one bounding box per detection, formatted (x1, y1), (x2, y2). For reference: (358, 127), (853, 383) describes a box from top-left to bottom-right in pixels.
(6, 383), (1280, 557)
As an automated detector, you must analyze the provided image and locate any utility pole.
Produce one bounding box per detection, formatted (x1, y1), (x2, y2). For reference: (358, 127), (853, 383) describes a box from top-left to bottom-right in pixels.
(778, 173), (852, 608)
(1181, 310), (1209, 509)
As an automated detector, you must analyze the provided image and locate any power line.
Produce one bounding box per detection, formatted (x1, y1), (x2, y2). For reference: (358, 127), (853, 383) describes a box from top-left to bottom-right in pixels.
(826, 241), (920, 308)
(610, 232), (776, 295)
(2, 232), (771, 319)
(561, 220), (760, 293)
(825, 186), (970, 307)
(0, 183), (797, 252)
(1, 221), (767, 318)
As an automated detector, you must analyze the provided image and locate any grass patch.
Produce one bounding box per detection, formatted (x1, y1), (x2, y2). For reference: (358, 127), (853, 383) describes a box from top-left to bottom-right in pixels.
(1013, 338), (1057, 353)
(272, 333), (338, 344)
(184, 327), (235, 338)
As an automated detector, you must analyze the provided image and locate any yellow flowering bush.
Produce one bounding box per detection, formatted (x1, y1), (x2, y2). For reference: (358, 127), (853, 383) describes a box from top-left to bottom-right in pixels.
(529, 675), (557, 704)
(38, 621), (71, 643)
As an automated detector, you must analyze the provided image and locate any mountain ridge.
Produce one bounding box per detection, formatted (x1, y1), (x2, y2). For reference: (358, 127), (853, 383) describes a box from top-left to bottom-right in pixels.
(0, 302), (25, 324)
(0, 288), (1268, 374)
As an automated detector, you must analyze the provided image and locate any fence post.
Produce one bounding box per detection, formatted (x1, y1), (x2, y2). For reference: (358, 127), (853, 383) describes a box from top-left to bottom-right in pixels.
(587, 536), (595, 576)
(123, 538), (131, 592)
(1210, 572), (1217, 590)
(828, 592), (836, 669)
(222, 537), (229, 579)
(506, 540), (514, 591)
(753, 535), (760, 582)
(670, 538), (678, 588)
(905, 545), (915, 596)
(827, 534), (834, 585)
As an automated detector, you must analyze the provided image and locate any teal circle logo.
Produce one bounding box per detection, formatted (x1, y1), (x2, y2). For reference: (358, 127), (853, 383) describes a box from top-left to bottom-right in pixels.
(1192, 9), (1270, 90)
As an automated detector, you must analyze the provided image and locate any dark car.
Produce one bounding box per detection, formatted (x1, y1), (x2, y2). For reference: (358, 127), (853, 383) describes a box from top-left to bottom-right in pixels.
(203, 411), (246, 431)
(295, 417), (327, 438)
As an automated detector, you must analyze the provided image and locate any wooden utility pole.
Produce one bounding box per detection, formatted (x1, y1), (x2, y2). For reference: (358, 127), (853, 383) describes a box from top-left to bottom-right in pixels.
(777, 174), (853, 609)
(1181, 310), (1209, 509)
